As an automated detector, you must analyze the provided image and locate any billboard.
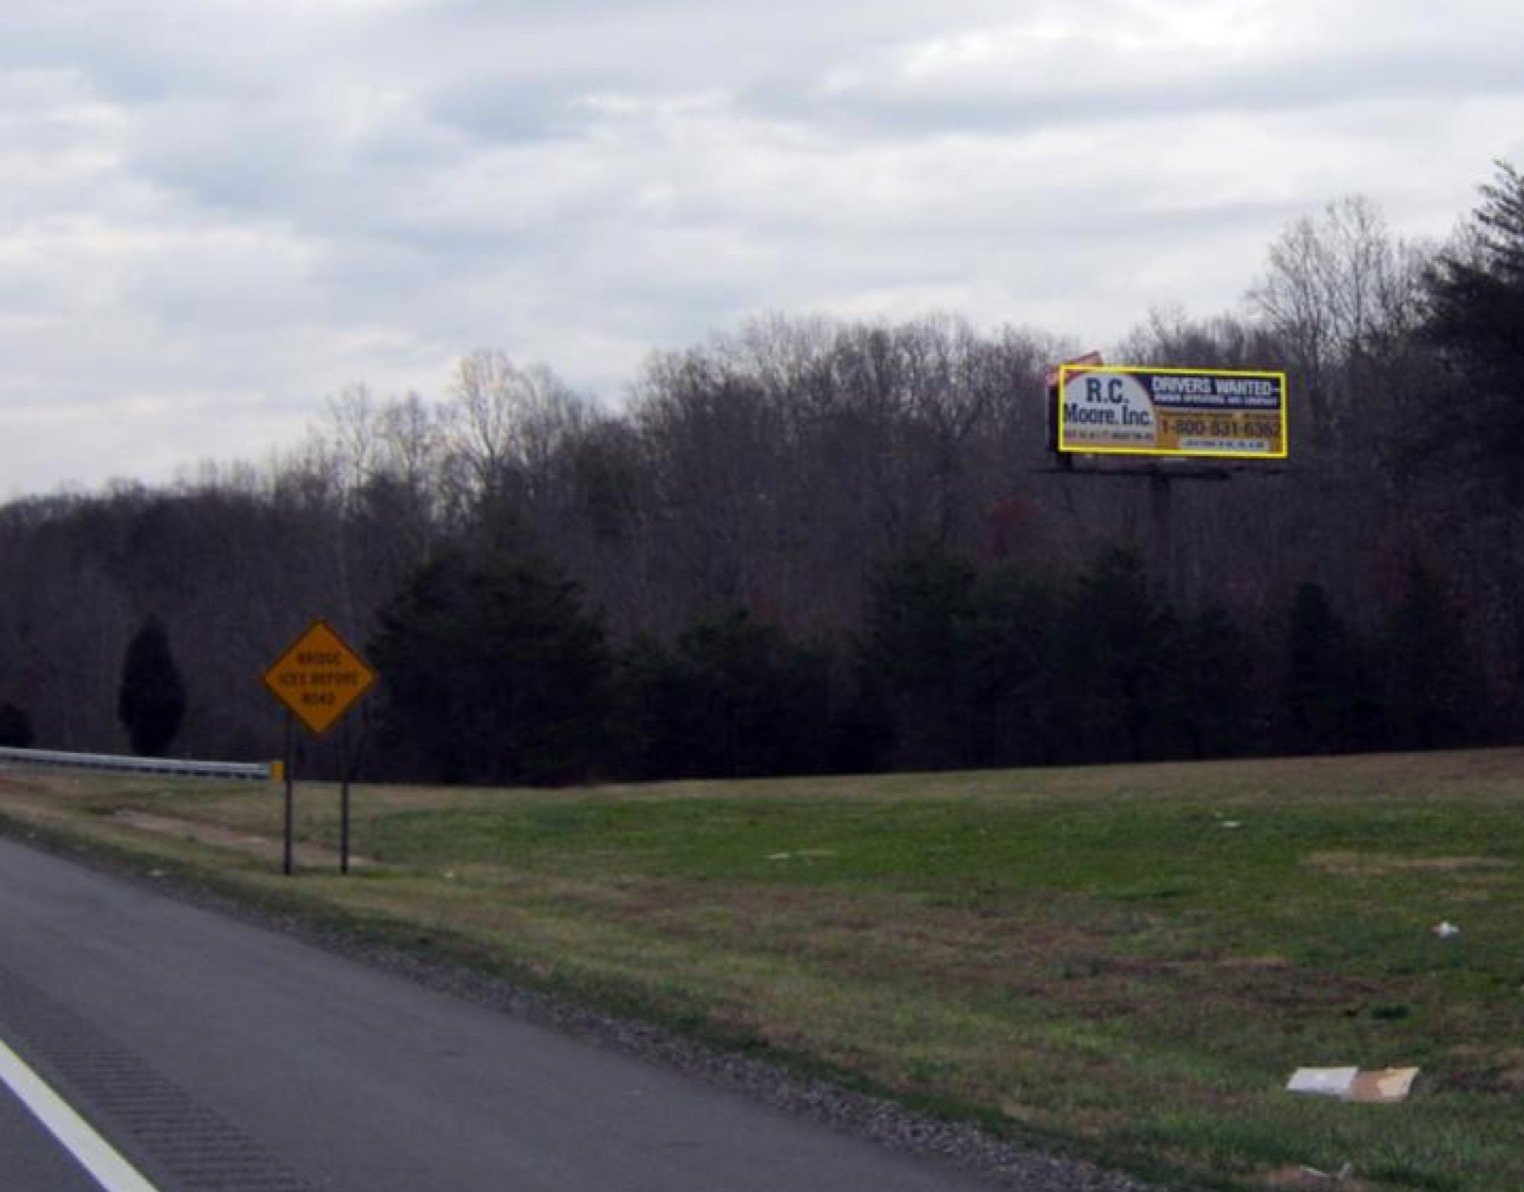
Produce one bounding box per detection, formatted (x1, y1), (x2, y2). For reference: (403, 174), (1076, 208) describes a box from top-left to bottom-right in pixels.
(1056, 365), (1287, 460)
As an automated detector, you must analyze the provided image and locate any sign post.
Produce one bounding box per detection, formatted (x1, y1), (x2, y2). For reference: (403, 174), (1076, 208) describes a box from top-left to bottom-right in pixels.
(340, 716), (352, 876)
(282, 712), (295, 876)
(262, 619), (376, 876)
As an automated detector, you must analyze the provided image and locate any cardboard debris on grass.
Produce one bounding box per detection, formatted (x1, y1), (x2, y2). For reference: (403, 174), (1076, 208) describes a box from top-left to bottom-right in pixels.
(1279, 901), (1444, 1113)
(1286, 1066), (1420, 1103)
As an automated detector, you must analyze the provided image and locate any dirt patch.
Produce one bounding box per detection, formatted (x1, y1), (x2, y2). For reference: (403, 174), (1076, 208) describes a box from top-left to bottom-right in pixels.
(1261, 1166), (1379, 1191)
(1306, 851), (1513, 877)
(1444, 1045), (1524, 1094)
(111, 811), (377, 870)
(0, 771), (58, 796)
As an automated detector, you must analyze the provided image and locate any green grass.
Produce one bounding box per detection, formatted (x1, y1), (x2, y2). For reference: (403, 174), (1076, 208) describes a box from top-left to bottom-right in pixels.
(2, 751), (1523, 1189)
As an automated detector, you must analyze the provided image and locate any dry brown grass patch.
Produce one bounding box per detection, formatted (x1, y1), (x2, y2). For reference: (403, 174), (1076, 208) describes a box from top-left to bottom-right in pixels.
(1260, 1166), (1381, 1191)
(1305, 850), (1513, 877)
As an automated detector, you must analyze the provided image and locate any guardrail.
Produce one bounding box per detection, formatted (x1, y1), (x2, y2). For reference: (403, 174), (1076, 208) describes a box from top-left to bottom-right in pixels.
(0, 747), (272, 782)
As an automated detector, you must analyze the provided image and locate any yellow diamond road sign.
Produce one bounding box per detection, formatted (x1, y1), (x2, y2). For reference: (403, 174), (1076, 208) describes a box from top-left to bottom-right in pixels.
(263, 619), (376, 736)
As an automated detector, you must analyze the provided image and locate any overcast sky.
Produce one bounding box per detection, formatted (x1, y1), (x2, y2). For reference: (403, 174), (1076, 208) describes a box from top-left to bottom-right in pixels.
(3, 0), (1522, 497)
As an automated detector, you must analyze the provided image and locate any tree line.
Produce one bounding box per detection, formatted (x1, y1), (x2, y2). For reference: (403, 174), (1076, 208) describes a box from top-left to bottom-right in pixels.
(1, 161), (1522, 782)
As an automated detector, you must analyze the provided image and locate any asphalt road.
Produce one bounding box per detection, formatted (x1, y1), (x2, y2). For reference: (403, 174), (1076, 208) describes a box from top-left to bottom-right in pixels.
(0, 1078), (106, 1192)
(0, 834), (999, 1192)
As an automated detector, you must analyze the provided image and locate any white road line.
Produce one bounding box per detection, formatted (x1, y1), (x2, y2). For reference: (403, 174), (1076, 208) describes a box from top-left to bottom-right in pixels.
(0, 1033), (162, 1192)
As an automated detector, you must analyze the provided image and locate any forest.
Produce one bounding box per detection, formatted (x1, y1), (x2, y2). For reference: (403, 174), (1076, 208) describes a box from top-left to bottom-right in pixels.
(2, 161), (1522, 784)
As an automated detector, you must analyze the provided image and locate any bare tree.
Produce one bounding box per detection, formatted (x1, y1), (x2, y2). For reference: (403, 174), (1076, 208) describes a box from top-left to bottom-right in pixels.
(1248, 196), (1427, 440)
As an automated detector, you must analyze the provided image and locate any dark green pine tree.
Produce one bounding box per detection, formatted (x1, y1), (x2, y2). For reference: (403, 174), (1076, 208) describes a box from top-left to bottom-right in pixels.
(860, 543), (980, 770)
(1173, 604), (1255, 760)
(1282, 582), (1378, 754)
(368, 546), (610, 786)
(661, 607), (835, 780)
(1422, 160), (1524, 500)
(117, 617), (187, 756)
(0, 702), (33, 748)
(959, 564), (1060, 767)
(1054, 547), (1173, 763)
(1382, 561), (1479, 750)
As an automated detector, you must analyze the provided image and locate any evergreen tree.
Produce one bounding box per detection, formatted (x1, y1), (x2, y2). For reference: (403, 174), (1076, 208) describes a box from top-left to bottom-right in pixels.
(606, 633), (681, 780)
(1282, 582), (1378, 753)
(117, 617), (187, 756)
(1422, 160), (1524, 500)
(860, 544), (979, 769)
(0, 702), (33, 748)
(368, 546), (609, 785)
(1054, 547), (1173, 762)
(1382, 561), (1479, 749)
(618, 607), (837, 780)
(1174, 605), (1256, 759)
(960, 564), (1060, 766)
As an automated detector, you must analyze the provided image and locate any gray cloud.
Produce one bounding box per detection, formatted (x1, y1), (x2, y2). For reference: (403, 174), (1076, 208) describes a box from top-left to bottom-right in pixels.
(1, 0), (1522, 494)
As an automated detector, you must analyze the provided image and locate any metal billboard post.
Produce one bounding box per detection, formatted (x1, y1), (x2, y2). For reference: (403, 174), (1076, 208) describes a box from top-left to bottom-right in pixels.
(1044, 358), (1284, 605)
(1149, 469), (1173, 605)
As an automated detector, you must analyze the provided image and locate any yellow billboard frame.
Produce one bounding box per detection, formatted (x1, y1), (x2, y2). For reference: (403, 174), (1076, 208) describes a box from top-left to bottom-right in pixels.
(1056, 364), (1288, 460)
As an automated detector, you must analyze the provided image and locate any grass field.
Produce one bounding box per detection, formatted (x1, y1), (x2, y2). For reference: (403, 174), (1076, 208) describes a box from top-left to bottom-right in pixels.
(2, 750), (1522, 1190)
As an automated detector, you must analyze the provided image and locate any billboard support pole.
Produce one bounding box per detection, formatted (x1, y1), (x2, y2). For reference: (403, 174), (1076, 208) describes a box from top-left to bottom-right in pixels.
(1045, 361), (1287, 609)
(1149, 470), (1174, 605)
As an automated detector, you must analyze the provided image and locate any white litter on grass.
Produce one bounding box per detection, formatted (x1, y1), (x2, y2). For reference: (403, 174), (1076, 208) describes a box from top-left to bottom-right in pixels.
(1287, 1067), (1419, 1103)
(1431, 921), (1461, 939)
(1298, 1162), (1355, 1182)
(1287, 1067), (1359, 1097)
